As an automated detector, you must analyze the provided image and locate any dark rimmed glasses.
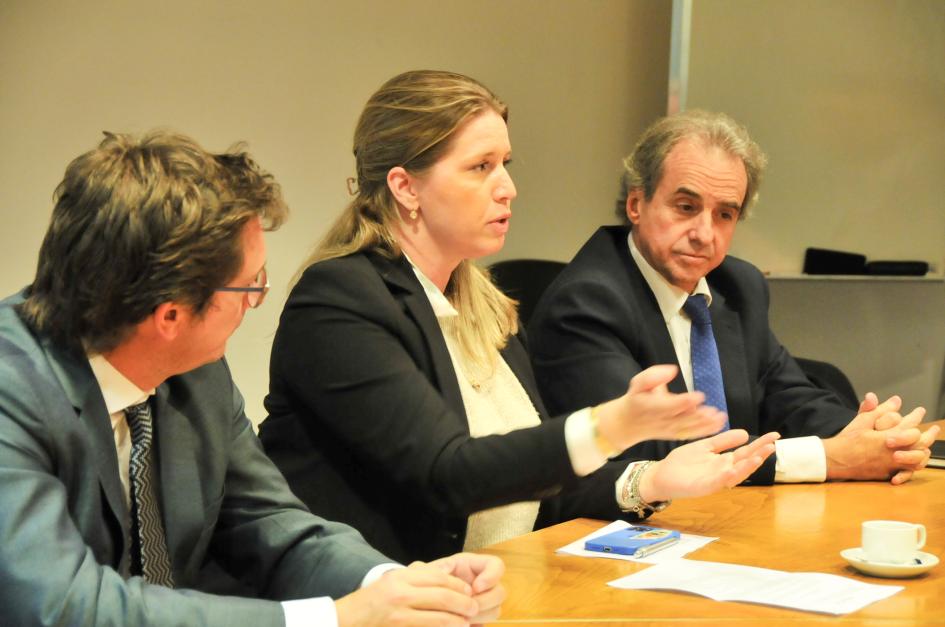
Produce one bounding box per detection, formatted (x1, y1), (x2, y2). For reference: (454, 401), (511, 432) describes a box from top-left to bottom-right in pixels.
(215, 266), (269, 308)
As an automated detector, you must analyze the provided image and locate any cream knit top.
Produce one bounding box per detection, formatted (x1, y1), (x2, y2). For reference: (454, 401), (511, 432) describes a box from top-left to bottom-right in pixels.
(408, 260), (541, 550)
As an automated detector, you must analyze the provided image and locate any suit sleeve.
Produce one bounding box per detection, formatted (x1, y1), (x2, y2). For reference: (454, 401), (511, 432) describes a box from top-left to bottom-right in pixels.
(0, 356), (285, 627)
(507, 328), (645, 525)
(207, 365), (390, 601)
(267, 261), (579, 516)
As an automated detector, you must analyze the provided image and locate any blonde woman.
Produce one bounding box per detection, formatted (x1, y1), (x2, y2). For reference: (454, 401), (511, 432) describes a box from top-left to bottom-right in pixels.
(259, 70), (778, 563)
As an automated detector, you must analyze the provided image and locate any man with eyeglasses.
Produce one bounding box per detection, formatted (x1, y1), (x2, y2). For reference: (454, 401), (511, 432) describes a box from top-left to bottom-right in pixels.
(0, 131), (504, 626)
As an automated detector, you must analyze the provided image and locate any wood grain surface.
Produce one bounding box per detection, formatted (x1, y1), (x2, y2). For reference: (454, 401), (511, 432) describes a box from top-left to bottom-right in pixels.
(482, 459), (945, 625)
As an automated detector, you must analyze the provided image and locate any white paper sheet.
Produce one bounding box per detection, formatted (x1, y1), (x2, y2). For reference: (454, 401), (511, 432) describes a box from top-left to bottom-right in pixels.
(609, 559), (903, 615)
(556, 520), (716, 564)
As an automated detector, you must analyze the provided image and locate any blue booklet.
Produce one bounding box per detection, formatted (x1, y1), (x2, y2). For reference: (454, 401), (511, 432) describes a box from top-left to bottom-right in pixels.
(584, 525), (681, 558)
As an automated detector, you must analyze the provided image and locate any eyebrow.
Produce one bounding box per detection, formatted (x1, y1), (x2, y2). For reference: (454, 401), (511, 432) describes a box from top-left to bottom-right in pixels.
(675, 187), (741, 212)
(466, 149), (511, 161)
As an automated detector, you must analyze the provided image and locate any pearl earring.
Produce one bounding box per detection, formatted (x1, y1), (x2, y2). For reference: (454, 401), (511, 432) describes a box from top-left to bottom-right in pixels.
(409, 208), (418, 220)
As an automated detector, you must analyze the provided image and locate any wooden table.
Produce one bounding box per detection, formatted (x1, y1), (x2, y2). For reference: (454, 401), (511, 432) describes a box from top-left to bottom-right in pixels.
(482, 469), (945, 625)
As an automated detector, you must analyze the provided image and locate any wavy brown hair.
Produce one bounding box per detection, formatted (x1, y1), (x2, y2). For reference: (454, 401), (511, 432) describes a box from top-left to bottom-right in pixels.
(21, 130), (287, 354)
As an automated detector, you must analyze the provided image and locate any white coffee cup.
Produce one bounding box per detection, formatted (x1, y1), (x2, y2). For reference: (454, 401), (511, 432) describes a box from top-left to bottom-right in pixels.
(861, 520), (926, 564)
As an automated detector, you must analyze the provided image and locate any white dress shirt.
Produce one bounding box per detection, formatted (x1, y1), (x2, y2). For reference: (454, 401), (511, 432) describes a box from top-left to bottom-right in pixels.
(87, 354), (394, 627)
(405, 258), (630, 499)
(627, 234), (827, 482)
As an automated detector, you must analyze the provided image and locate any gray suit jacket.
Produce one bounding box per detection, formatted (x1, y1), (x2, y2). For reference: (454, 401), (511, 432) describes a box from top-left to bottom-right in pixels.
(0, 291), (389, 626)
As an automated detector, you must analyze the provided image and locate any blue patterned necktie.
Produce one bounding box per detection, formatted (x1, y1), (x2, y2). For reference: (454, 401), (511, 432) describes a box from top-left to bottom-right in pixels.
(125, 400), (175, 586)
(682, 295), (730, 429)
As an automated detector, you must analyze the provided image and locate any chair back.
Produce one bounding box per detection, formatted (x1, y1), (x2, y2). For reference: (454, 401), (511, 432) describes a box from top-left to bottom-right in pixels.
(795, 357), (859, 410)
(489, 259), (566, 326)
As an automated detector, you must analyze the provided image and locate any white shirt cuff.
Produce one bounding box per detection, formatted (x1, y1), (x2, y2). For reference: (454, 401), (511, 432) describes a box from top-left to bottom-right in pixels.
(774, 436), (827, 483)
(281, 563), (402, 627)
(282, 597), (337, 627)
(361, 562), (403, 586)
(564, 407), (609, 476)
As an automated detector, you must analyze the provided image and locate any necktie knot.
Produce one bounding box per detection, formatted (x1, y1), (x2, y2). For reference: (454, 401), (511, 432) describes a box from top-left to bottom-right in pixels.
(124, 400), (151, 425)
(683, 295), (712, 326)
(125, 401), (154, 446)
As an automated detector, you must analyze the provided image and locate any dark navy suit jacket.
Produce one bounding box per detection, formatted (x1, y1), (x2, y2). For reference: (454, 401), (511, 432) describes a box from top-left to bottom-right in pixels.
(529, 226), (855, 484)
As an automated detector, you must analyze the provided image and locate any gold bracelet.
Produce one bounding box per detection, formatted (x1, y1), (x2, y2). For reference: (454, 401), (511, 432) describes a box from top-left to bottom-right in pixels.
(589, 405), (618, 457)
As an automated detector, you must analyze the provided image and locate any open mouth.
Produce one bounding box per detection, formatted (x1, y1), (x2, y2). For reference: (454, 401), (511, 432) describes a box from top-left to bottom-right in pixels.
(488, 215), (511, 234)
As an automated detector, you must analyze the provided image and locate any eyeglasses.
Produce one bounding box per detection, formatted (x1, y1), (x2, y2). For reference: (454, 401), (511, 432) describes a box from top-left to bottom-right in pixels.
(215, 267), (269, 308)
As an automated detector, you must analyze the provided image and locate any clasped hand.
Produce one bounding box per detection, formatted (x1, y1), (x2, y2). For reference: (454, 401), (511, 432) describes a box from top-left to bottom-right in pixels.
(336, 552), (505, 627)
(824, 393), (938, 484)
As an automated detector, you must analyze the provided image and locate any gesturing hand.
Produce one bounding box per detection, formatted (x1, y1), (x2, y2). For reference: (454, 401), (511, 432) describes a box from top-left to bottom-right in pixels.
(639, 429), (780, 503)
(595, 365), (728, 452)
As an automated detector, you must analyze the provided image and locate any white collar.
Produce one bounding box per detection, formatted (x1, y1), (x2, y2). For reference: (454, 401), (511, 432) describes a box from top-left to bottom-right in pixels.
(627, 231), (712, 322)
(87, 353), (154, 415)
(402, 252), (459, 318)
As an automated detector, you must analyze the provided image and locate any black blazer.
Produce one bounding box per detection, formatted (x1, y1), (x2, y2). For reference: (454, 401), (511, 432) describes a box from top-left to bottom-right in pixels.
(259, 252), (634, 563)
(528, 226), (855, 484)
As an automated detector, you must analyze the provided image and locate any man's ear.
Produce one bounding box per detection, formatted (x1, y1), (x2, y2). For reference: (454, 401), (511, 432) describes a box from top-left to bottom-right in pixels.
(626, 189), (644, 225)
(151, 302), (185, 341)
(387, 166), (419, 213)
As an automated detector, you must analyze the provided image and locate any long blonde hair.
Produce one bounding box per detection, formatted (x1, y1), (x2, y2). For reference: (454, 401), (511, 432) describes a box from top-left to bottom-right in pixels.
(300, 70), (518, 370)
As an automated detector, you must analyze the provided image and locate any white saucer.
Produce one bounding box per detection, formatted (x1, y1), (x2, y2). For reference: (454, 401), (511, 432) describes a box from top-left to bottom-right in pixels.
(840, 547), (939, 578)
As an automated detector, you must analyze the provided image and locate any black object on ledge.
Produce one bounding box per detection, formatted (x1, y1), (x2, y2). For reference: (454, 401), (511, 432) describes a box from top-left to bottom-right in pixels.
(803, 248), (929, 276)
(865, 260), (930, 276)
(803, 248), (867, 275)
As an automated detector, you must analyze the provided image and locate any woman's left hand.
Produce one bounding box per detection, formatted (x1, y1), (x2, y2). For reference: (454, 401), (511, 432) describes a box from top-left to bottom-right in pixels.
(638, 429), (780, 503)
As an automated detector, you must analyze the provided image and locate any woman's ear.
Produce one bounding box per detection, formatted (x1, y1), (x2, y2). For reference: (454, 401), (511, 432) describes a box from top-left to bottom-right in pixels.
(387, 166), (420, 212)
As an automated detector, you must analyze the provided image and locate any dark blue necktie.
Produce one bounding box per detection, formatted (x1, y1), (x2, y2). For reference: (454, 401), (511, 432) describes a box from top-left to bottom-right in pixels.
(682, 295), (729, 429)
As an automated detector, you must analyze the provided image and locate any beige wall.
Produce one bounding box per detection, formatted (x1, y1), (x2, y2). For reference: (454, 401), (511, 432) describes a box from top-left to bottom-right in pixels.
(688, 0), (945, 275)
(686, 0), (945, 416)
(0, 0), (671, 423)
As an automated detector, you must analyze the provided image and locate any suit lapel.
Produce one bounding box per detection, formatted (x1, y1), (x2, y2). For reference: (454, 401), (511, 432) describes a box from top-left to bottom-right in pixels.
(152, 384), (203, 576)
(617, 232), (688, 395)
(371, 254), (467, 424)
(502, 338), (549, 418)
(43, 343), (130, 559)
(709, 289), (753, 430)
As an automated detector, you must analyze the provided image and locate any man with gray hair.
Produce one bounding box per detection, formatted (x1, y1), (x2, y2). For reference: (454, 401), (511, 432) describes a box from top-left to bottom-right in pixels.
(529, 110), (936, 487)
